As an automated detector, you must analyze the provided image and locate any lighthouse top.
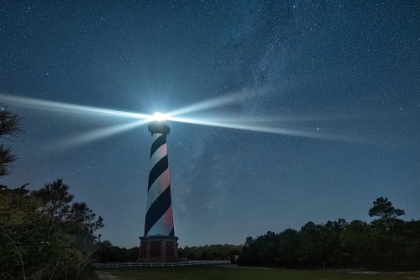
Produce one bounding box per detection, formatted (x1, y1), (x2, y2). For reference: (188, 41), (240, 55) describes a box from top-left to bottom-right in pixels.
(148, 120), (170, 135)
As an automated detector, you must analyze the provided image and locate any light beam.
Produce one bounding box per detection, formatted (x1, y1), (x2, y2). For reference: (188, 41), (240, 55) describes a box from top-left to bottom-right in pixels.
(167, 116), (363, 143)
(0, 94), (152, 120)
(167, 88), (261, 117)
(57, 119), (149, 148)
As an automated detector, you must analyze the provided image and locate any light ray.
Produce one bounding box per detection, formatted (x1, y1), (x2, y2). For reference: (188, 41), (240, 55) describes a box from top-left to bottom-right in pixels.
(57, 119), (149, 148)
(167, 88), (261, 117)
(0, 94), (152, 119)
(167, 116), (363, 143)
(184, 114), (361, 124)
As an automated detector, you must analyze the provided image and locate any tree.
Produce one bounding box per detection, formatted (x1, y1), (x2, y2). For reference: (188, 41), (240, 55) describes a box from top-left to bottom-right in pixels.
(298, 222), (322, 267)
(0, 106), (21, 176)
(369, 197), (405, 221)
(0, 185), (40, 279)
(275, 228), (300, 268)
(32, 179), (75, 240)
(340, 220), (370, 267)
(366, 198), (408, 270)
(317, 219), (347, 268)
(1, 182), (104, 280)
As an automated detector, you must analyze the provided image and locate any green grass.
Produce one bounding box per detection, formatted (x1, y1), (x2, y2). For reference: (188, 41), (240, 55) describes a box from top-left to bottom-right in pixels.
(97, 266), (420, 280)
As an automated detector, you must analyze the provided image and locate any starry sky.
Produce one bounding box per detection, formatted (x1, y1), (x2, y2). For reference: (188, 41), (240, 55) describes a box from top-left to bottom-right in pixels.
(0, 1), (419, 248)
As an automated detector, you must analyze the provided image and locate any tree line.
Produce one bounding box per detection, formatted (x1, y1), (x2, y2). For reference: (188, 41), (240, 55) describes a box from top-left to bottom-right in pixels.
(239, 198), (420, 270)
(94, 243), (241, 263)
(178, 244), (242, 260)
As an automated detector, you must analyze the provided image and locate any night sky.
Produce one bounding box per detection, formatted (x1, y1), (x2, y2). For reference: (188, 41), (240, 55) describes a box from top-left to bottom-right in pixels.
(1, 1), (419, 248)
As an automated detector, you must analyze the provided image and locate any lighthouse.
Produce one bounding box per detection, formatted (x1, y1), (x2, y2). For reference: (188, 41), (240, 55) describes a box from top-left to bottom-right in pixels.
(138, 116), (178, 262)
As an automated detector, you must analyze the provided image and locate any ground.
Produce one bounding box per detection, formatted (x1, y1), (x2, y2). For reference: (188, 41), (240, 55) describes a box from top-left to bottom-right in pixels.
(96, 266), (420, 280)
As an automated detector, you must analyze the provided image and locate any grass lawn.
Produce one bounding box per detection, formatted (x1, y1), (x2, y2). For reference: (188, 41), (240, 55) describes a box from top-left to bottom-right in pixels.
(97, 266), (420, 280)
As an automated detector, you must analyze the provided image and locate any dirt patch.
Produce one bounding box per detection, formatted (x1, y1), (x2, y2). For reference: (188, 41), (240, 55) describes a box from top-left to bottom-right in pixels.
(97, 271), (129, 280)
(347, 271), (380, 275)
(216, 265), (273, 270)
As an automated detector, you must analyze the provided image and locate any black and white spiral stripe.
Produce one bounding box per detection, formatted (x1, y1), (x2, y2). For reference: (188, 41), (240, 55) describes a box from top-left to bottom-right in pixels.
(144, 125), (174, 237)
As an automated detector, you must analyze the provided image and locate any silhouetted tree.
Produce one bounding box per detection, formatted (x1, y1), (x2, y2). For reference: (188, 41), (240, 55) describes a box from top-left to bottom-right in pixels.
(32, 179), (75, 240)
(340, 219), (370, 266)
(275, 228), (300, 267)
(0, 106), (21, 176)
(369, 197), (405, 221)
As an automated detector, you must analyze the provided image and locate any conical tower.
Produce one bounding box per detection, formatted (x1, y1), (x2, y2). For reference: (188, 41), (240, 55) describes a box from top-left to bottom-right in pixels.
(138, 120), (178, 262)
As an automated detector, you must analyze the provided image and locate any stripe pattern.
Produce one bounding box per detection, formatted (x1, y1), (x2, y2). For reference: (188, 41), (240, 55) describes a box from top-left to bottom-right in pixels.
(144, 131), (175, 237)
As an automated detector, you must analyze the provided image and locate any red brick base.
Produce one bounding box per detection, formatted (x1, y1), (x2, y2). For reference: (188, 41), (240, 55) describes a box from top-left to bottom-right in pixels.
(137, 236), (179, 262)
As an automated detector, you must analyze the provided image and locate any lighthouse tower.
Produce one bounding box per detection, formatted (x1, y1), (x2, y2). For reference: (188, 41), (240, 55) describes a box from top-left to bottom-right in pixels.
(138, 119), (178, 262)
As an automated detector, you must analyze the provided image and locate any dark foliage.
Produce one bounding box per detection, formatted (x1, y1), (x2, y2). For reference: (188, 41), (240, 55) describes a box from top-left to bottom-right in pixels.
(178, 244), (242, 261)
(369, 197), (405, 221)
(97, 241), (139, 262)
(0, 182), (103, 280)
(0, 106), (21, 176)
(239, 198), (420, 271)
